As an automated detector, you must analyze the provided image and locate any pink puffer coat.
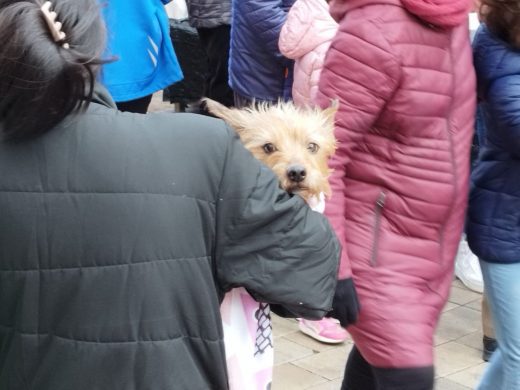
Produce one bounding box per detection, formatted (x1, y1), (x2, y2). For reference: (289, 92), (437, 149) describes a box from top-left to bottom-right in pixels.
(279, 0), (338, 106)
(317, 0), (475, 368)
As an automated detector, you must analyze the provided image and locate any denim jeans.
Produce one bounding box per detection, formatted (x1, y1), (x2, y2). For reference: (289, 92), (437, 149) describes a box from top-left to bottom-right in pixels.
(477, 260), (520, 390)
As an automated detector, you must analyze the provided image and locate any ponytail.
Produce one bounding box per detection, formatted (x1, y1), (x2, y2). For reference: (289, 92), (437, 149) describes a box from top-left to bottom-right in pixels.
(0, 0), (107, 142)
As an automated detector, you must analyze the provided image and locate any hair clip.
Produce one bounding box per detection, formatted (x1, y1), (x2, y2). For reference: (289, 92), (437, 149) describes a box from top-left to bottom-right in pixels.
(41, 1), (69, 49)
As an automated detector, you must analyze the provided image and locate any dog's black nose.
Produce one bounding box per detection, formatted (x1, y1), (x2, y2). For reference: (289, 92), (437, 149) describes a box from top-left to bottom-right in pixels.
(287, 165), (306, 183)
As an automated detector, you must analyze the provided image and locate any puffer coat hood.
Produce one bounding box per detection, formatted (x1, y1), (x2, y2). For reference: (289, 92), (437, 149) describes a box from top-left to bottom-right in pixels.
(279, 0), (337, 59)
(401, 0), (471, 27)
(279, 0), (338, 105)
(329, 0), (471, 27)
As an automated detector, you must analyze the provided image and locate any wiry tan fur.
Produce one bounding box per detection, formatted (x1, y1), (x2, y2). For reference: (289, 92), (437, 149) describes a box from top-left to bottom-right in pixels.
(204, 98), (338, 201)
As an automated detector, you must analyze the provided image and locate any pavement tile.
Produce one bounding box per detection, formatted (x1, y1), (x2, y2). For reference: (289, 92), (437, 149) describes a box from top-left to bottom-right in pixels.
(274, 337), (314, 366)
(442, 301), (459, 313)
(436, 306), (481, 343)
(457, 330), (484, 353)
(448, 286), (483, 306)
(446, 363), (487, 389)
(435, 342), (482, 377)
(435, 377), (471, 390)
(464, 298), (483, 311)
(272, 363), (328, 390)
(451, 279), (467, 290)
(293, 344), (352, 380)
(306, 378), (342, 390)
(272, 316), (300, 338)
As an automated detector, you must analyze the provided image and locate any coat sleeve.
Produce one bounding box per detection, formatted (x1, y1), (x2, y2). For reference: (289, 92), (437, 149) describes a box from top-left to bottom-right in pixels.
(240, 0), (292, 64)
(486, 75), (520, 157)
(214, 127), (340, 319)
(316, 19), (400, 280)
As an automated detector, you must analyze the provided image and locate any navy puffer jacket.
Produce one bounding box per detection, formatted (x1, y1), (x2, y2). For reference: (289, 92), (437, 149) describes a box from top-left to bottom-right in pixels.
(467, 25), (520, 264)
(229, 0), (295, 101)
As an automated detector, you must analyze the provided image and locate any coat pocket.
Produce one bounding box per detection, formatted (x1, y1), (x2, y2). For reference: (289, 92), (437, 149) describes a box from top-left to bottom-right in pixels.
(369, 191), (386, 267)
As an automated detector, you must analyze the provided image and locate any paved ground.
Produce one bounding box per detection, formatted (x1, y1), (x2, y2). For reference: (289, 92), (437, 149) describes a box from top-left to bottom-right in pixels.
(150, 95), (486, 390)
(271, 279), (486, 390)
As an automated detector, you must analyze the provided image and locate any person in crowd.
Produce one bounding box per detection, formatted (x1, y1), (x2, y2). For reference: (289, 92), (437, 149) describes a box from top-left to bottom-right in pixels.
(229, 0), (296, 107)
(0, 1), (341, 389)
(455, 3), (498, 362)
(317, 0), (476, 388)
(186, 0), (234, 111)
(467, 0), (520, 388)
(101, 0), (183, 113)
(278, 0), (347, 344)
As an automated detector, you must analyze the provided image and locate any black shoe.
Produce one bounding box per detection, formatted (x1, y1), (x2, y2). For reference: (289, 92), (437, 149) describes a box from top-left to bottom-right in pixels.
(483, 335), (497, 362)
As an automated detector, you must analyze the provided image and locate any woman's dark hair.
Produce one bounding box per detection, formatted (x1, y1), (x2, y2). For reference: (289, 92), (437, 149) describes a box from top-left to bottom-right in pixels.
(480, 0), (520, 47)
(0, 0), (107, 142)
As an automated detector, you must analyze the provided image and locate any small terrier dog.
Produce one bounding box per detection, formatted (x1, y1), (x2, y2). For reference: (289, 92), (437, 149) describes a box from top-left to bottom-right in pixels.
(205, 98), (338, 390)
(203, 99), (337, 202)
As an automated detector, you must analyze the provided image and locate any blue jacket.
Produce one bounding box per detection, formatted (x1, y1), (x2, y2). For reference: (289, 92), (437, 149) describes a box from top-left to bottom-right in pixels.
(467, 25), (520, 264)
(101, 0), (183, 102)
(229, 0), (295, 102)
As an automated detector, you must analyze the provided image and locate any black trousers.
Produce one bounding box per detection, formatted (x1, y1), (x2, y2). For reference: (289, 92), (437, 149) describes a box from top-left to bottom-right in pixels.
(342, 346), (434, 390)
(197, 25), (234, 111)
(116, 94), (153, 114)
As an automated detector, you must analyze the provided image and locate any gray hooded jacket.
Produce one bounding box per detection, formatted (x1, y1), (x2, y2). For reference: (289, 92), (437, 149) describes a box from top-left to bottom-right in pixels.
(186, 0), (231, 28)
(0, 87), (339, 389)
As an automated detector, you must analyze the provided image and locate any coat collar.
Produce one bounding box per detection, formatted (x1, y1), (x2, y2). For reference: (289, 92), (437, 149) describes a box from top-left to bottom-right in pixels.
(90, 83), (117, 109)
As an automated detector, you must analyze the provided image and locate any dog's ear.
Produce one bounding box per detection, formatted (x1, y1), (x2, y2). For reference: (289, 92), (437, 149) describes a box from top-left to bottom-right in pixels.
(202, 98), (250, 134)
(322, 99), (339, 126)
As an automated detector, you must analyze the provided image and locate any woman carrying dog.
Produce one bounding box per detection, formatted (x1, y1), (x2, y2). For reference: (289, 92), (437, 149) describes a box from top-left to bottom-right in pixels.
(0, 1), (341, 389)
(317, 0), (476, 388)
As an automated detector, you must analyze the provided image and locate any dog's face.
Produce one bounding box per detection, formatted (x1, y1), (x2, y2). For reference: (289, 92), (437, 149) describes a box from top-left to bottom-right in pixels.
(204, 99), (337, 201)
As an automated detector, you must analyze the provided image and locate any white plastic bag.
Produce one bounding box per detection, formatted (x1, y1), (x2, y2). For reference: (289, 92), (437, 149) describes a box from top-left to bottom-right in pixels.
(165, 0), (188, 20)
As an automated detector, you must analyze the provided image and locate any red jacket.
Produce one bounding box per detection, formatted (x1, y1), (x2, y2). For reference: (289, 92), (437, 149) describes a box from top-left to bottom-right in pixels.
(317, 0), (475, 367)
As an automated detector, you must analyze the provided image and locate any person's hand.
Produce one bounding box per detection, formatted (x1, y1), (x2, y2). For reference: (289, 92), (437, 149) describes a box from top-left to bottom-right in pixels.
(330, 278), (360, 327)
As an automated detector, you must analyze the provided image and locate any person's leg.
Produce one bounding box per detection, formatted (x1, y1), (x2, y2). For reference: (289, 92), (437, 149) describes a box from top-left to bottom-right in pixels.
(197, 25), (234, 109)
(116, 94), (153, 114)
(340, 346), (433, 390)
(477, 260), (520, 390)
(482, 291), (498, 361)
(341, 346), (377, 390)
(233, 92), (253, 109)
(372, 366), (434, 390)
(482, 292), (495, 339)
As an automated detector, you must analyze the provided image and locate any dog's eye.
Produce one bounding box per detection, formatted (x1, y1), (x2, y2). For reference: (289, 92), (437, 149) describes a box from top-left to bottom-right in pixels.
(263, 143), (277, 154)
(307, 143), (320, 154)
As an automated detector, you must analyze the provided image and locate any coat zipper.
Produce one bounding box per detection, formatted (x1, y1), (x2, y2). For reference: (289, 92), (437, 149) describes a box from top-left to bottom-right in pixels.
(370, 191), (386, 267)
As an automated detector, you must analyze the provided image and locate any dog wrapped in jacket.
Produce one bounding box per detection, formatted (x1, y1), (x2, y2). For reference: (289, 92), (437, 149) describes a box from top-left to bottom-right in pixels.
(205, 98), (337, 390)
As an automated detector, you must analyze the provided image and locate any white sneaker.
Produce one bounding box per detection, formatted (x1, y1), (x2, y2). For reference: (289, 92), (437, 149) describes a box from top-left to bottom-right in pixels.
(455, 238), (484, 293)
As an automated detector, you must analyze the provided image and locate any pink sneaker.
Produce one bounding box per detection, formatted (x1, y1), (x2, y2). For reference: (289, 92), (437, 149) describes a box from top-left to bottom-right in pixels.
(298, 318), (349, 344)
